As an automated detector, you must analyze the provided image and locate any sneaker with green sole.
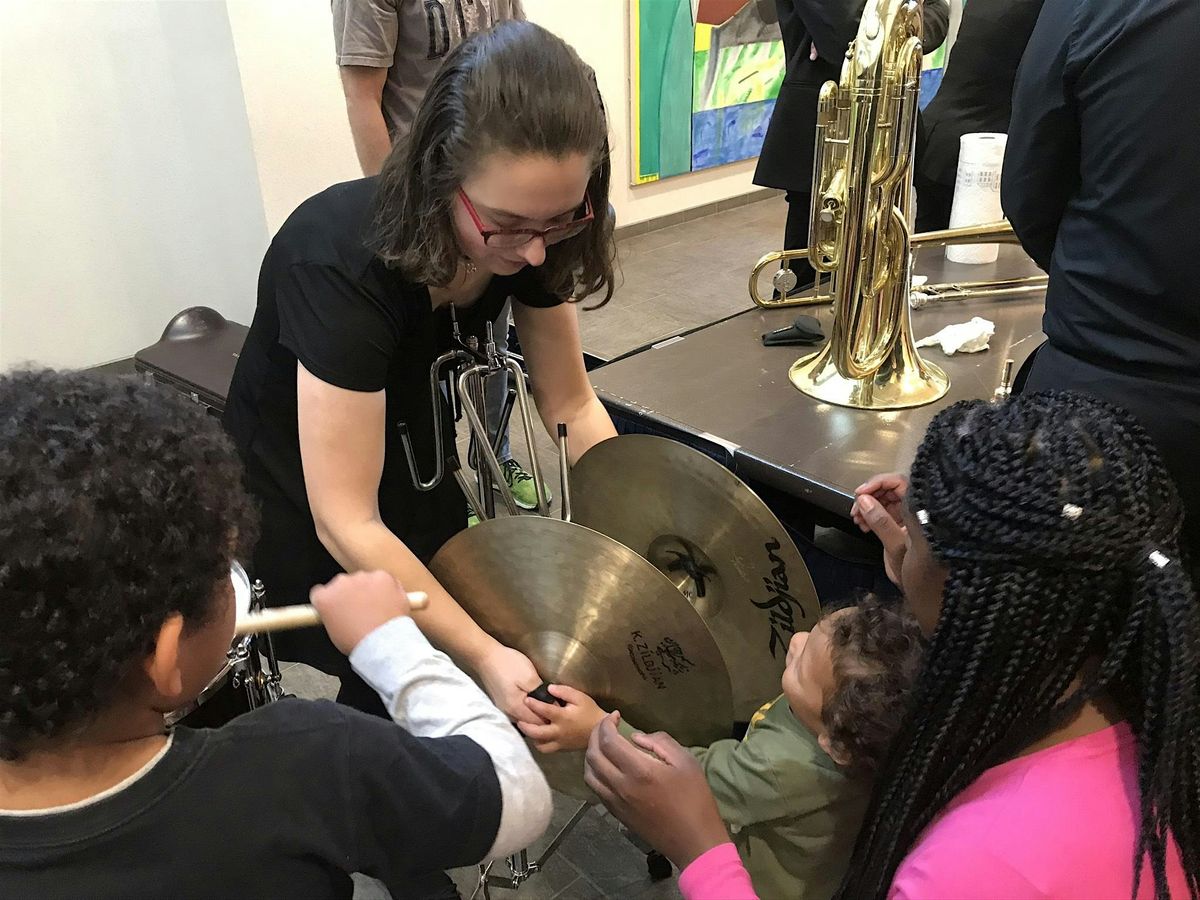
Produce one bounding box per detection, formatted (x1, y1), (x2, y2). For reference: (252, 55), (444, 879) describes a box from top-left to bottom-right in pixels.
(498, 458), (550, 511)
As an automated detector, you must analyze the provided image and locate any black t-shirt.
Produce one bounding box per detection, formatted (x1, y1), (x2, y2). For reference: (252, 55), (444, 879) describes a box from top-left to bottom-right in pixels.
(0, 700), (501, 899)
(223, 178), (561, 669)
(1003, 0), (1200, 377)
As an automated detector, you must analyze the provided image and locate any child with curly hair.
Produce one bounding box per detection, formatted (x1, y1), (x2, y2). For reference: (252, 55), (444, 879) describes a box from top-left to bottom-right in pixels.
(0, 370), (551, 899)
(521, 595), (924, 899)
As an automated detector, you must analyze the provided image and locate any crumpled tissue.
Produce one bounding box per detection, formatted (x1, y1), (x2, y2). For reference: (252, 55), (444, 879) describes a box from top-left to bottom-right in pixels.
(915, 316), (995, 354)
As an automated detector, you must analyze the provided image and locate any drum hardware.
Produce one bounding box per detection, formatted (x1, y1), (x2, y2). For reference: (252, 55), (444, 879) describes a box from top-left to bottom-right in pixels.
(166, 570), (286, 728)
(458, 321), (550, 518)
(399, 306), (556, 521)
(449, 457), (488, 522)
(474, 802), (591, 898)
(570, 435), (820, 720)
(248, 578), (287, 705)
(468, 384), (518, 486)
(430, 515), (734, 800)
(399, 305), (478, 493)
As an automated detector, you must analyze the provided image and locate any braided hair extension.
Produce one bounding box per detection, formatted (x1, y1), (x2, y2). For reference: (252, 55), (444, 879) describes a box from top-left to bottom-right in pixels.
(834, 392), (1199, 899)
(0, 370), (258, 761)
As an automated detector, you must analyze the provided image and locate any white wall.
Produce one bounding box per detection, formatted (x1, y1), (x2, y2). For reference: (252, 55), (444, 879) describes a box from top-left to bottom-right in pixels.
(226, 0), (362, 236)
(0, 1), (269, 370)
(0, 0), (765, 368)
(225, 0), (764, 235)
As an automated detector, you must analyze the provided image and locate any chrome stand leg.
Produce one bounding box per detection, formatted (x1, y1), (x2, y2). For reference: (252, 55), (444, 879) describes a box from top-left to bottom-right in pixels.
(477, 803), (591, 893)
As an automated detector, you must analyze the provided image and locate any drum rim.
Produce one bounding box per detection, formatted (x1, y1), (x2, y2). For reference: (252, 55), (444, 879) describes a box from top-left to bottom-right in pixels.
(231, 561), (251, 617)
(163, 635), (254, 728)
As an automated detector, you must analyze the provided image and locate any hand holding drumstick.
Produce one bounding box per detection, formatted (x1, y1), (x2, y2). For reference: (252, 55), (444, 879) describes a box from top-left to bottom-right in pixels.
(236, 571), (428, 654)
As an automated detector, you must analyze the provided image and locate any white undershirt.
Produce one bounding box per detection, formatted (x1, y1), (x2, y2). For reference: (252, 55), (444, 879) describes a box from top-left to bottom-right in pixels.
(0, 734), (175, 817)
(349, 616), (553, 860)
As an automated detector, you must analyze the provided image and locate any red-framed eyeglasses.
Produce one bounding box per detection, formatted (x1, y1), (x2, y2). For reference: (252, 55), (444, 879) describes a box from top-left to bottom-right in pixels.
(458, 189), (594, 248)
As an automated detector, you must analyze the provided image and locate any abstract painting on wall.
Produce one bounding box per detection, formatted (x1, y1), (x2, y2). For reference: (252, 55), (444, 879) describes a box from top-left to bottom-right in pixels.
(919, 40), (948, 109)
(629, 0), (785, 184)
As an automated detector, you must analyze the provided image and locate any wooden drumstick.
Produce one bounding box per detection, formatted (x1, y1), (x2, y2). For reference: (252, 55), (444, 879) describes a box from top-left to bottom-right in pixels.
(234, 592), (429, 636)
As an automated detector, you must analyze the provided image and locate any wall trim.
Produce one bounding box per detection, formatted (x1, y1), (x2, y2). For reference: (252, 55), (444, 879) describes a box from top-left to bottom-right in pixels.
(614, 187), (782, 241)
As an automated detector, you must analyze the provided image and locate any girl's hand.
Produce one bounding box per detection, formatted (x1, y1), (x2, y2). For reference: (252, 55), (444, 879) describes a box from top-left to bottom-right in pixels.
(584, 714), (729, 870)
(850, 473), (908, 533)
(517, 684), (606, 752)
(851, 473), (910, 587)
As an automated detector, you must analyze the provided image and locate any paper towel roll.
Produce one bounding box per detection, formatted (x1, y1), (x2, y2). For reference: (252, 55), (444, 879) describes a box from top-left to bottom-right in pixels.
(946, 132), (1007, 265)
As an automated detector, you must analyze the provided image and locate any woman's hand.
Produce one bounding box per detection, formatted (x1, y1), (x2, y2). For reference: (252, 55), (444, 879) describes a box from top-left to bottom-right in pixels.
(517, 684), (607, 752)
(584, 713), (729, 870)
(851, 473), (910, 587)
(475, 644), (547, 726)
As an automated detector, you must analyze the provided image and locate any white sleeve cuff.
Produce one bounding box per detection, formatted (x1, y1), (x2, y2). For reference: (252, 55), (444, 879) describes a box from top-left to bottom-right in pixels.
(348, 617), (552, 860)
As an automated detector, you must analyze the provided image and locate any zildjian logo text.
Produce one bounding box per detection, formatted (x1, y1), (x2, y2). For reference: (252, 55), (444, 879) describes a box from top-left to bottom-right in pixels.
(751, 538), (806, 658)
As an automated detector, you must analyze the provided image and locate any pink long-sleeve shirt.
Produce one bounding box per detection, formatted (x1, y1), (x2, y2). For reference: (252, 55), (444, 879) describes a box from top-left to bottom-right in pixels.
(890, 723), (1187, 899)
(679, 843), (758, 900)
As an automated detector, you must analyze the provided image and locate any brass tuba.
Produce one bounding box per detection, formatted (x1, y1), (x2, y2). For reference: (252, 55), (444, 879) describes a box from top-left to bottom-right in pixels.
(756, 0), (1041, 409)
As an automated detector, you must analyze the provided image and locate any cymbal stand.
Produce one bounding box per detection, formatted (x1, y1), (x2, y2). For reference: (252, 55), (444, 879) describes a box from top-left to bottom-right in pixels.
(249, 579), (286, 704)
(448, 457), (486, 522)
(399, 308), (564, 521)
(474, 802), (591, 898)
(557, 423), (571, 523)
(458, 321), (550, 517)
(398, 305), (479, 493)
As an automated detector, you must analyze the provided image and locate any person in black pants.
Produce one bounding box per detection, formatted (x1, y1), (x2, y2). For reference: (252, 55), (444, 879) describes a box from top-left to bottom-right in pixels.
(1002, 0), (1200, 577)
(754, 0), (949, 294)
(913, 0), (1045, 232)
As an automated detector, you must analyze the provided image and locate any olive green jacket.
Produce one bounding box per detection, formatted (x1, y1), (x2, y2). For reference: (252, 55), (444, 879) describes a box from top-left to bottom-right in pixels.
(626, 695), (868, 899)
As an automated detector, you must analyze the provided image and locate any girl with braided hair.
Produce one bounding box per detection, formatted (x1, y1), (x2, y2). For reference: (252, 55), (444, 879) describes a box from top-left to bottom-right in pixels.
(848, 391), (1197, 899)
(556, 391), (1195, 900)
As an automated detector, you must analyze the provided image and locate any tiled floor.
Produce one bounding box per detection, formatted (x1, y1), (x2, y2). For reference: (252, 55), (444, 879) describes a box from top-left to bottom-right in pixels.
(280, 195), (791, 900)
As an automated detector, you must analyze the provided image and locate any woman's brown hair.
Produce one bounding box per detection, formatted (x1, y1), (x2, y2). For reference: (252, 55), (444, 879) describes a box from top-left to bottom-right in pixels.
(368, 20), (615, 306)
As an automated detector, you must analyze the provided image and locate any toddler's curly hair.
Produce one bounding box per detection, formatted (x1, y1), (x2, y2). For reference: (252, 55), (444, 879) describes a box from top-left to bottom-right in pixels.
(822, 596), (925, 779)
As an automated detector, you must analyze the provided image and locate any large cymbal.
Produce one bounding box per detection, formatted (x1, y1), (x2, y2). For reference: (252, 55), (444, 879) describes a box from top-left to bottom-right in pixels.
(430, 516), (733, 800)
(570, 435), (821, 719)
